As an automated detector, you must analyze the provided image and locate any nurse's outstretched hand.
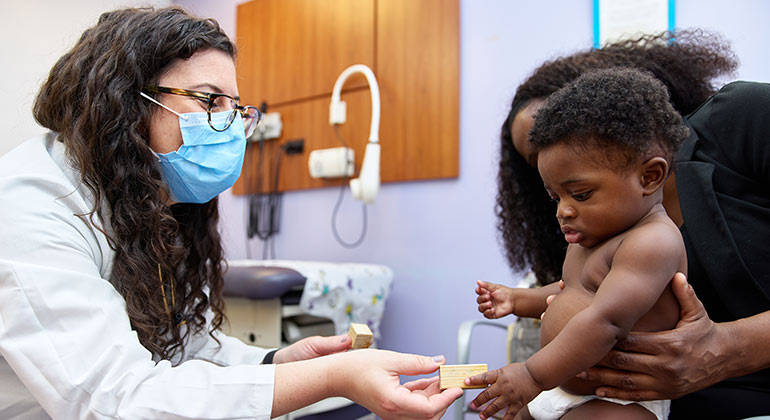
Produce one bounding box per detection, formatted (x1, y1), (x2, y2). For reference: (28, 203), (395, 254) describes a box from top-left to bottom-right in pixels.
(273, 334), (352, 363)
(577, 273), (728, 400)
(342, 350), (463, 420)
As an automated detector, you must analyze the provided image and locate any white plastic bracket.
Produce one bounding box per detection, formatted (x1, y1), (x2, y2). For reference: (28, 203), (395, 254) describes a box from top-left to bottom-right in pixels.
(329, 101), (347, 125)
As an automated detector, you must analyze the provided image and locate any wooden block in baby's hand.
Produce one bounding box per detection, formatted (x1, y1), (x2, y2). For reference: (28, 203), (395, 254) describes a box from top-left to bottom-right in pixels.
(439, 364), (488, 389)
(348, 323), (373, 349)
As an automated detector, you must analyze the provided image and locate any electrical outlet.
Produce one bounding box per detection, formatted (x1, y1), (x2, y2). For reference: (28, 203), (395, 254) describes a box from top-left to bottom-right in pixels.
(283, 139), (304, 155)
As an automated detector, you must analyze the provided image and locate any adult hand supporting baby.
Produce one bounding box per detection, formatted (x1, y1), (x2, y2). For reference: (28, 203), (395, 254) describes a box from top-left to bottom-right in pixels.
(273, 334), (352, 363)
(577, 273), (730, 401)
(541, 279), (565, 320)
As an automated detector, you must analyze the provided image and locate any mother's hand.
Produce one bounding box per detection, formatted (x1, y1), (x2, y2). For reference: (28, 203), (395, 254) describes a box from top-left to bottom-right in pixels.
(542, 279), (565, 320)
(578, 273), (731, 401)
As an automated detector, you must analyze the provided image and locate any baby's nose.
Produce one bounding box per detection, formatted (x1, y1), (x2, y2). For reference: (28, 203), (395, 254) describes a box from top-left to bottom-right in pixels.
(557, 202), (576, 219)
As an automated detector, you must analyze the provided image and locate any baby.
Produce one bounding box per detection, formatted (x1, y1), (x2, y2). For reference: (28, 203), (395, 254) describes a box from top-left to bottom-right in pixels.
(468, 68), (689, 420)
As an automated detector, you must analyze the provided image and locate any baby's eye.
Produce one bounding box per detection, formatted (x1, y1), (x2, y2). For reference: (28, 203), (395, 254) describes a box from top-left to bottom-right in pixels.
(572, 191), (592, 201)
(549, 195), (560, 203)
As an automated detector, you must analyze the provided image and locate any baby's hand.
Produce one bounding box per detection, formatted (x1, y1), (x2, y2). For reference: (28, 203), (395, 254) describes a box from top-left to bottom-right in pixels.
(475, 280), (515, 319)
(466, 363), (541, 420)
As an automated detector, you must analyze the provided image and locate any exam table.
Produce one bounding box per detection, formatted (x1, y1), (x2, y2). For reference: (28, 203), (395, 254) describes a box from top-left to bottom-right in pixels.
(223, 259), (393, 420)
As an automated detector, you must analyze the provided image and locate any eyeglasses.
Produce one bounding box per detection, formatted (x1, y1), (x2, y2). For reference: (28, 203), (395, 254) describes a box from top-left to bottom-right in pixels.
(142, 86), (261, 138)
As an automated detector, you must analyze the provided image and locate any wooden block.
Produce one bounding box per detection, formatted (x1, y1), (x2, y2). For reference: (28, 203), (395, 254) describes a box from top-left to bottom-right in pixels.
(348, 323), (373, 349)
(439, 364), (488, 389)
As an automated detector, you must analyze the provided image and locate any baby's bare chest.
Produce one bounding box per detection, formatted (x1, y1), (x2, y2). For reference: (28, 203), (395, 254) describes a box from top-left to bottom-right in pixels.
(561, 241), (618, 293)
(538, 242), (619, 345)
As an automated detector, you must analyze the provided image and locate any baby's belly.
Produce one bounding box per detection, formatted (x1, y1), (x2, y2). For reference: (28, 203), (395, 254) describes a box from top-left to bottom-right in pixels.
(539, 288), (593, 347)
(539, 288), (604, 395)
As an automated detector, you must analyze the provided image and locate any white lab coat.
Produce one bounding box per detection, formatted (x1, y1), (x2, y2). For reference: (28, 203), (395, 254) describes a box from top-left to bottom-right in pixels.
(0, 134), (276, 419)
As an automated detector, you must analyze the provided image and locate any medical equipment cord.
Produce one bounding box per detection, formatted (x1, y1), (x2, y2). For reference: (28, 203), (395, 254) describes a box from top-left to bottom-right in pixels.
(265, 144), (286, 259)
(331, 125), (367, 248)
(246, 121), (283, 259)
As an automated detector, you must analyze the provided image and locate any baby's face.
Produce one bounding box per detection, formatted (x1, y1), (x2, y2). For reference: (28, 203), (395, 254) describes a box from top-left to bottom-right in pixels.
(537, 143), (649, 248)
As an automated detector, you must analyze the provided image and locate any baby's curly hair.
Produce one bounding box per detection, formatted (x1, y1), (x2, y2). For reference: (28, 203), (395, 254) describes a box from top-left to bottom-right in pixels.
(530, 68), (689, 172)
(496, 29), (736, 285)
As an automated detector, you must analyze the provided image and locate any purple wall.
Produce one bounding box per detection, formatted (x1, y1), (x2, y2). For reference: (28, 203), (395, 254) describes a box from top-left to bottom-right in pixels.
(176, 0), (770, 415)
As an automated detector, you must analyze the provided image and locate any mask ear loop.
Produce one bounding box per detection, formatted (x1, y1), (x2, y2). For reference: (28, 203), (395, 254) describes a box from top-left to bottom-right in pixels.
(139, 91), (189, 120)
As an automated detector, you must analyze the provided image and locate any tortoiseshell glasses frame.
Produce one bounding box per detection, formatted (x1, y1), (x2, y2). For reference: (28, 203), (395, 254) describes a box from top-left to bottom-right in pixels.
(143, 85), (261, 137)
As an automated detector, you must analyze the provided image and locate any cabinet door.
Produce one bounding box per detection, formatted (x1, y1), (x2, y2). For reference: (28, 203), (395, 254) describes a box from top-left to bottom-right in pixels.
(377, 0), (459, 181)
(236, 0), (374, 106)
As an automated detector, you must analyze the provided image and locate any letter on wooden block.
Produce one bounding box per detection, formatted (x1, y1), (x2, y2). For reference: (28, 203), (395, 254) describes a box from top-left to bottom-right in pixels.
(439, 364), (488, 389)
(348, 323), (373, 349)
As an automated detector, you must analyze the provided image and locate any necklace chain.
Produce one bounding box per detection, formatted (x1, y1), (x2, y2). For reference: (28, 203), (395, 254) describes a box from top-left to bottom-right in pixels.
(157, 264), (181, 324)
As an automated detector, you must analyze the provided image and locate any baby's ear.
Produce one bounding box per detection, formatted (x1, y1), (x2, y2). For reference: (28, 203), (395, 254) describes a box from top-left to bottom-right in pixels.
(640, 157), (668, 195)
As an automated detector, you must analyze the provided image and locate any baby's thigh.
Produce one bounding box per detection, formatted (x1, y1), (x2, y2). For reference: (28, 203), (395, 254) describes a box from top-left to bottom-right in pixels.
(561, 400), (655, 420)
(514, 406), (534, 420)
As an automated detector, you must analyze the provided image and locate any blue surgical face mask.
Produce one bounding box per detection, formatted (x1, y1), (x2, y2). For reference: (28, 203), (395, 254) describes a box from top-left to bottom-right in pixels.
(141, 92), (247, 203)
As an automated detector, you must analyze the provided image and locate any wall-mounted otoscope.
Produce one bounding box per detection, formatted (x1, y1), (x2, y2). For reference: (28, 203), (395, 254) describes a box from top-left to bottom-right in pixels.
(328, 64), (381, 205)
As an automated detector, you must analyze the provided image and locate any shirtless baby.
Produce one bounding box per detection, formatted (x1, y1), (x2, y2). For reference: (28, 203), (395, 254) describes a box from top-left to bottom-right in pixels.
(468, 68), (689, 420)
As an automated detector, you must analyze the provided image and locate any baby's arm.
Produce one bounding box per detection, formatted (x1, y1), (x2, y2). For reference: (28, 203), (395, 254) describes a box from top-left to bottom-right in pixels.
(469, 224), (684, 419)
(527, 224), (683, 389)
(476, 280), (562, 319)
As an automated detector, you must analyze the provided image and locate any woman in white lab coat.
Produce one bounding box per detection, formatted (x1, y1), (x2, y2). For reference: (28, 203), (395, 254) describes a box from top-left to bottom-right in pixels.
(0, 7), (461, 420)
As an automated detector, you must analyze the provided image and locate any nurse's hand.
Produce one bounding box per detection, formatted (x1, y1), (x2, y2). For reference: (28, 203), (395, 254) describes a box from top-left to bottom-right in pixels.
(339, 350), (463, 420)
(577, 273), (727, 400)
(273, 334), (351, 364)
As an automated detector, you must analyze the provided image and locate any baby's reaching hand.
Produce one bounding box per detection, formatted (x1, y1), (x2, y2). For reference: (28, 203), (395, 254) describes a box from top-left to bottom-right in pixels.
(475, 280), (515, 319)
(466, 362), (541, 420)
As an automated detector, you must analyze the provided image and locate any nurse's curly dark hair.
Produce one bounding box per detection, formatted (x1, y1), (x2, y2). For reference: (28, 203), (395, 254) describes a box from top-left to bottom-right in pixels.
(497, 29), (736, 285)
(530, 68), (689, 170)
(33, 7), (233, 360)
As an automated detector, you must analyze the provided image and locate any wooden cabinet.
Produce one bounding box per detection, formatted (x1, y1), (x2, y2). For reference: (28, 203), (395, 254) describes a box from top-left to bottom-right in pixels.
(235, 0), (374, 106)
(233, 0), (459, 194)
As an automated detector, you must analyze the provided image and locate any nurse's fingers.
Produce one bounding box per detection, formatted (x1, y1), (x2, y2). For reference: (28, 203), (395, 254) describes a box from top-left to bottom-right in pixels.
(402, 376), (439, 392)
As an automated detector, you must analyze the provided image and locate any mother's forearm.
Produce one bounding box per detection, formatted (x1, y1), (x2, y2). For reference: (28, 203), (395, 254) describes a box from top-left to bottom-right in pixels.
(721, 309), (770, 379)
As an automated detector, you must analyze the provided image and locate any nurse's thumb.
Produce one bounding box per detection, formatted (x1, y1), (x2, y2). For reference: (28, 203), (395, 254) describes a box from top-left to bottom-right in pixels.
(319, 334), (352, 355)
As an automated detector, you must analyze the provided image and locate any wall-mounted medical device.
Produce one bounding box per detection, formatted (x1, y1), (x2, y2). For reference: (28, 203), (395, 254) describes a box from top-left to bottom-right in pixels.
(249, 111), (283, 142)
(308, 146), (355, 178)
(322, 64), (381, 205)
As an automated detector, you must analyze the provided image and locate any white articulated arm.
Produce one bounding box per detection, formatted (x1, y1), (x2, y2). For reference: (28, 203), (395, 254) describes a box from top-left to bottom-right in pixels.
(330, 64), (381, 204)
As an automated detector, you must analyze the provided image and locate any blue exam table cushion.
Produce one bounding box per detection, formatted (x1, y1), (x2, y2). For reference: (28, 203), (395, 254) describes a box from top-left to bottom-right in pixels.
(223, 265), (306, 300)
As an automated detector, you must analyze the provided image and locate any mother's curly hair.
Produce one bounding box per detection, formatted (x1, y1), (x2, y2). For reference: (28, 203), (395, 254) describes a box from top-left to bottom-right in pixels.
(497, 29), (737, 285)
(33, 7), (234, 359)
